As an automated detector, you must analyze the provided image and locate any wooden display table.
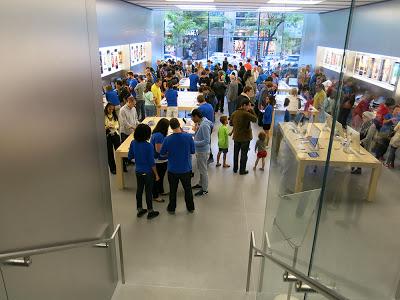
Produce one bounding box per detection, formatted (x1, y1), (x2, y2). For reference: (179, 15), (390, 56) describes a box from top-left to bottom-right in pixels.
(279, 122), (381, 202)
(160, 91), (199, 113)
(115, 117), (193, 189)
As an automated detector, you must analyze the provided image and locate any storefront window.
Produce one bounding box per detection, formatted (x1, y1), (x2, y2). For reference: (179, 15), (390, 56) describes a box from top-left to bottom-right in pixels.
(164, 11), (304, 62)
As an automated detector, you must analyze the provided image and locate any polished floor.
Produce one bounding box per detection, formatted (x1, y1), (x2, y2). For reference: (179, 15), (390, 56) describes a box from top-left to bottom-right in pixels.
(110, 113), (400, 300)
(110, 118), (269, 300)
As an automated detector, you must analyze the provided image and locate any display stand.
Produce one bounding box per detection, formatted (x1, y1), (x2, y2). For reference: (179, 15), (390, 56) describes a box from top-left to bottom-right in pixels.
(259, 189), (321, 299)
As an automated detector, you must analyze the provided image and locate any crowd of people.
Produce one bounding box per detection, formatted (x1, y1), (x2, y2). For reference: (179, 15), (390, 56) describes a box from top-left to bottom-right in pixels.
(103, 56), (399, 220)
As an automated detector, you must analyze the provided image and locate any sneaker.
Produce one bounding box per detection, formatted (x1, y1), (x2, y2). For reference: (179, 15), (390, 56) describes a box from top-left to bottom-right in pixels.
(137, 209), (148, 218)
(192, 184), (202, 189)
(147, 211), (160, 219)
(188, 210), (195, 214)
(207, 158), (214, 164)
(239, 170), (249, 175)
(223, 164), (230, 168)
(233, 169), (238, 174)
(195, 190), (208, 197)
(216, 163), (222, 167)
(167, 209), (175, 215)
(383, 163), (394, 169)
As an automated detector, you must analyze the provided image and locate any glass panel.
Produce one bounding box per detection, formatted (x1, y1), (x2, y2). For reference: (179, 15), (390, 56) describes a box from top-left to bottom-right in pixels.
(306, 0), (400, 299)
(164, 11), (209, 60)
(257, 5), (351, 300)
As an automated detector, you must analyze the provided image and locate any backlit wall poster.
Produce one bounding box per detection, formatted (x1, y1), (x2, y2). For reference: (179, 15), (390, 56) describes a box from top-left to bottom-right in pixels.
(99, 45), (126, 78)
(390, 62), (400, 85)
(130, 42), (152, 67)
(322, 47), (344, 72)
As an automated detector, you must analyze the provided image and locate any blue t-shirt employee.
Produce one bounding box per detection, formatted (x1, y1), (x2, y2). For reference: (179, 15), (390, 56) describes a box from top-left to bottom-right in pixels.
(160, 118), (195, 214)
(128, 124), (160, 220)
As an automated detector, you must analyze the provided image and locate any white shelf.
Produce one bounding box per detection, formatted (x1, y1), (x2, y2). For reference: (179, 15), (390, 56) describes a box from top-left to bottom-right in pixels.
(352, 74), (395, 91)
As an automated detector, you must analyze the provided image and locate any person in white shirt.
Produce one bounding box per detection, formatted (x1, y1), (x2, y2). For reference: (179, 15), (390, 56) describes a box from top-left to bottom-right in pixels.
(119, 96), (139, 171)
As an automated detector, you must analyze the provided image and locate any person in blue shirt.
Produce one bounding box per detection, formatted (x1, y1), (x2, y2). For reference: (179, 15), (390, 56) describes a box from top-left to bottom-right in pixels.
(105, 85), (120, 108)
(165, 82), (179, 118)
(256, 70), (268, 85)
(263, 95), (275, 147)
(129, 74), (139, 98)
(160, 118), (195, 214)
(150, 118), (170, 202)
(197, 94), (215, 123)
(189, 69), (200, 92)
(128, 124), (160, 220)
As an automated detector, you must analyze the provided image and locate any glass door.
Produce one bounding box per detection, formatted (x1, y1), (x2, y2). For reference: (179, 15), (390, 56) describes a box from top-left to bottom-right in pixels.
(258, 0), (400, 299)
(256, 2), (354, 299)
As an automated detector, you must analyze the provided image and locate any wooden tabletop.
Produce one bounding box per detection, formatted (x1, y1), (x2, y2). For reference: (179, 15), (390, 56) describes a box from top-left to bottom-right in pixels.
(279, 122), (380, 167)
(116, 117), (194, 156)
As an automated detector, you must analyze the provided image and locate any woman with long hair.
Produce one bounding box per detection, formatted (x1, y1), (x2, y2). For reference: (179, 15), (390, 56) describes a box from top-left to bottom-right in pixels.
(128, 124), (160, 220)
(104, 103), (120, 174)
(150, 118), (170, 202)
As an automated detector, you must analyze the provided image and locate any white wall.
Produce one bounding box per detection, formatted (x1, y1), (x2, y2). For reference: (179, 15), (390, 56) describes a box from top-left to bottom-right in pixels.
(301, 0), (400, 65)
(96, 0), (164, 70)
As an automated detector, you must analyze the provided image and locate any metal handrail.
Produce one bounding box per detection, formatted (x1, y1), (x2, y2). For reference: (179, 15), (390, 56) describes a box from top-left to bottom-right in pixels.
(0, 224), (125, 284)
(246, 231), (349, 300)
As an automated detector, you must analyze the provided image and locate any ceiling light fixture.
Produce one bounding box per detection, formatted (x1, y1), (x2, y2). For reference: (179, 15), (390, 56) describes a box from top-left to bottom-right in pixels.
(258, 6), (302, 12)
(166, 0), (214, 2)
(268, 0), (323, 4)
(176, 5), (216, 10)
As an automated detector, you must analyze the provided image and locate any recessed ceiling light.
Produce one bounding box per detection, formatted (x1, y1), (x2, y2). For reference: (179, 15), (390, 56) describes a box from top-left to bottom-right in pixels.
(167, 0), (214, 2)
(258, 6), (302, 12)
(176, 5), (216, 10)
(268, 0), (323, 4)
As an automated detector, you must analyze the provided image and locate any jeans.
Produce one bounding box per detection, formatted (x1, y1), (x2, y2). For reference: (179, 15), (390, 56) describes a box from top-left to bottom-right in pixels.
(136, 100), (146, 121)
(166, 107), (179, 118)
(136, 172), (154, 211)
(152, 162), (168, 198)
(145, 105), (156, 117)
(228, 100), (237, 117)
(386, 146), (397, 166)
(167, 172), (195, 212)
(233, 141), (250, 173)
(196, 152), (209, 191)
(106, 133), (121, 173)
(216, 95), (225, 112)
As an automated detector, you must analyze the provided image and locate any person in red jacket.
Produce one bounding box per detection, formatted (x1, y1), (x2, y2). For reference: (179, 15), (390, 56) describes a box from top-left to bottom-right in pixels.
(374, 98), (396, 131)
(352, 93), (374, 130)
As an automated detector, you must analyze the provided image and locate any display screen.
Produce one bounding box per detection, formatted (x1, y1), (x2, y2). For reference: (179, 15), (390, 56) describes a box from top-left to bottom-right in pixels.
(390, 62), (400, 85)
(99, 46), (124, 77)
(130, 42), (151, 67)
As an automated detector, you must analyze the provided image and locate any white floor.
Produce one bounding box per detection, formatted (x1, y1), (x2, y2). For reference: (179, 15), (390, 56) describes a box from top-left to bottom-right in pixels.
(110, 118), (269, 300)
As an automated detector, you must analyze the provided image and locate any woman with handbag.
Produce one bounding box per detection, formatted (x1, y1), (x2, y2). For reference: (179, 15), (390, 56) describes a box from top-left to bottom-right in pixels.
(104, 103), (121, 175)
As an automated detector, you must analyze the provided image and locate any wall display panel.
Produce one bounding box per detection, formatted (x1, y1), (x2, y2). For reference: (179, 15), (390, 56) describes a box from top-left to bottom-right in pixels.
(99, 45), (127, 78)
(317, 46), (400, 91)
(130, 42), (152, 67)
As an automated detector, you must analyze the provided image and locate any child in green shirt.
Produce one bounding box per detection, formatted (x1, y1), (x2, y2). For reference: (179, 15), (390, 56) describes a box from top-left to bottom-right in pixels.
(216, 115), (230, 168)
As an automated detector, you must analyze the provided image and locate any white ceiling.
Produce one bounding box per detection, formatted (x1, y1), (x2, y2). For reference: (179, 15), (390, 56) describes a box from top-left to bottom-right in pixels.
(128, 0), (385, 13)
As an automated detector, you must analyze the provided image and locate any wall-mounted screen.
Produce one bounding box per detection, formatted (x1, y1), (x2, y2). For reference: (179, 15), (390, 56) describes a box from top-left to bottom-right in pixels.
(130, 42), (152, 67)
(390, 62), (400, 85)
(99, 45), (125, 78)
